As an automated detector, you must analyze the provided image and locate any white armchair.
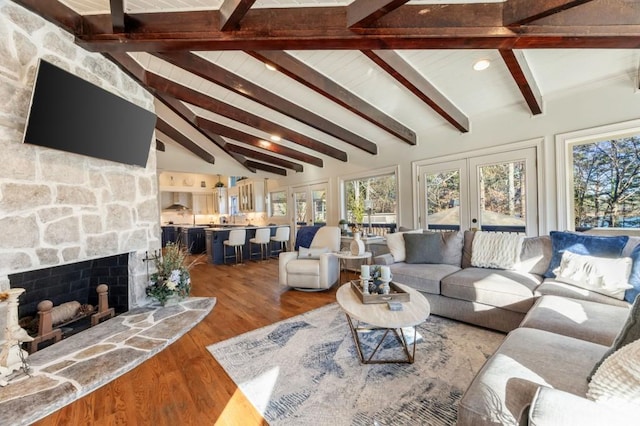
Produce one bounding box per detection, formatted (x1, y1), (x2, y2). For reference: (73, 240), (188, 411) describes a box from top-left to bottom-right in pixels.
(279, 226), (341, 291)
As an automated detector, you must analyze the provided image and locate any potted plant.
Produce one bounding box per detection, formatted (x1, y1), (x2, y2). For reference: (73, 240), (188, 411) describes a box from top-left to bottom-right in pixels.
(338, 219), (349, 234)
(146, 243), (198, 306)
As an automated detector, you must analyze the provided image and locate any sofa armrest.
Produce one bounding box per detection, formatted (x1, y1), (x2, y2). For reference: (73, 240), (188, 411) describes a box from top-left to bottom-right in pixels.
(526, 387), (639, 426)
(319, 253), (340, 288)
(373, 253), (395, 265)
(278, 251), (299, 286)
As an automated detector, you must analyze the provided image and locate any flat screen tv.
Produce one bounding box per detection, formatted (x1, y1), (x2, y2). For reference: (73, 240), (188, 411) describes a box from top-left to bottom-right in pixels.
(23, 59), (156, 167)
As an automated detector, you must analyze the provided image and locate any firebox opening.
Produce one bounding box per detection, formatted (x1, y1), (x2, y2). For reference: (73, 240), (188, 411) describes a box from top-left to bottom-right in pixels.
(8, 253), (130, 348)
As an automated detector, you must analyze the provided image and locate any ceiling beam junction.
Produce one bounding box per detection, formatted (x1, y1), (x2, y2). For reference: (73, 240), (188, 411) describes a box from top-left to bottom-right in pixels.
(219, 0), (257, 31)
(362, 50), (469, 133)
(499, 49), (543, 115)
(154, 51), (377, 155)
(109, 0), (125, 33)
(347, 0), (409, 28)
(247, 50), (416, 145)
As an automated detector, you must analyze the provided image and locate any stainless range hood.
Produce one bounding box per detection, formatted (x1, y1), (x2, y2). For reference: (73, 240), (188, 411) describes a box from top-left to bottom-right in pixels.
(162, 192), (192, 211)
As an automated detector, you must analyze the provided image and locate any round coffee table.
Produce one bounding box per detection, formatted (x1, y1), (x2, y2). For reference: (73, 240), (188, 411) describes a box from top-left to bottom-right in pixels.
(336, 282), (430, 364)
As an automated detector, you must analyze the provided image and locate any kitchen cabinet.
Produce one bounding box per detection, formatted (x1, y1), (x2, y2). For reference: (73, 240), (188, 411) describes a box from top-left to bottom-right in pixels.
(236, 179), (265, 213)
(212, 187), (227, 214)
(181, 227), (206, 254)
(192, 193), (214, 215)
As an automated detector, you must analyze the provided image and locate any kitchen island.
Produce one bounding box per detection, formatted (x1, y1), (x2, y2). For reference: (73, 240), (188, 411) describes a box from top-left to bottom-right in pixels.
(205, 225), (290, 264)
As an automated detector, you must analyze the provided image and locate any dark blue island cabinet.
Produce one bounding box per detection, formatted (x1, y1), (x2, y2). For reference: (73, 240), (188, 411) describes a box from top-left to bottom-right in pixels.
(181, 226), (207, 254)
(205, 226), (288, 264)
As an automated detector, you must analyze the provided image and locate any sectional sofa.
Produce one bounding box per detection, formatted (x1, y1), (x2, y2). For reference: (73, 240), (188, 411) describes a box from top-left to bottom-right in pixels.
(373, 230), (640, 425)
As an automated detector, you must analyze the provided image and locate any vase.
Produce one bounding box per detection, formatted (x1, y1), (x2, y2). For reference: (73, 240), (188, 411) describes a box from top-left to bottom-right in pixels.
(350, 232), (365, 255)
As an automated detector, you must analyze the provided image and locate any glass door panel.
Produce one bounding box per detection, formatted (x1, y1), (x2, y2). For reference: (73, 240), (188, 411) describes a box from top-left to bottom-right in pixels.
(418, 160), (468, 231)
(311, 185), (327, 225)
(469, 148), (538, 235)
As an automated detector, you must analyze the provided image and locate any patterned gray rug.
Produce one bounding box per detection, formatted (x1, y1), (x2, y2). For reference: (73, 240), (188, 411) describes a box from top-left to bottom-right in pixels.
(207, 303), (504, 425)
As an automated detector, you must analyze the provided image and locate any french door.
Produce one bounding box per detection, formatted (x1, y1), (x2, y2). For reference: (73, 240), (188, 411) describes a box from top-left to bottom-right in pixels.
(418, 148), (538, 235)
(292, 182), (328, 237)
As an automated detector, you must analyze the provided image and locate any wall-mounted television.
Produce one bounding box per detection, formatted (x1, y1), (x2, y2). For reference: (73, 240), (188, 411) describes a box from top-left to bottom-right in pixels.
(23, 59), (156, 167)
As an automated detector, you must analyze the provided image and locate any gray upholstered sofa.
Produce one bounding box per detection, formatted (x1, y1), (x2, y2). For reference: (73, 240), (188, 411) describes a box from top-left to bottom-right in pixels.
(373, 230), (640, 425)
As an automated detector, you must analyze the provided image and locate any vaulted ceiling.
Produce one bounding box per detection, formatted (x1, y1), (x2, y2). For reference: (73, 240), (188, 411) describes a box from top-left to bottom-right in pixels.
(13, 0), (640, 177)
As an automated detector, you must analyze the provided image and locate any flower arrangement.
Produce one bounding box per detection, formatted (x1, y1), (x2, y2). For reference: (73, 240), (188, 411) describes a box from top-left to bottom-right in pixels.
(146, 243), (195, 306)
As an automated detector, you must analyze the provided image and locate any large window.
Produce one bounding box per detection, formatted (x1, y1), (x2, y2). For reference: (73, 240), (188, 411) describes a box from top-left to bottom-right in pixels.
(269, 190), (287, 217)
(571, 135), (640, 230)
(557, 120), (640, 231)
(343, 170), (397, 234)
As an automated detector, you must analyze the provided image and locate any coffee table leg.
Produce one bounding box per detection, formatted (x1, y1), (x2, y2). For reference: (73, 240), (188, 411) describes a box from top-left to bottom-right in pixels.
(345, 314), (417, 364)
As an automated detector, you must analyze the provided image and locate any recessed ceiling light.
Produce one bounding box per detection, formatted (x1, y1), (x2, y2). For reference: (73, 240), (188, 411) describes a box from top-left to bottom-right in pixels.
(270, 135), (281, 142)
(265, 63), (277, 71)
(473, 59), (491, 71)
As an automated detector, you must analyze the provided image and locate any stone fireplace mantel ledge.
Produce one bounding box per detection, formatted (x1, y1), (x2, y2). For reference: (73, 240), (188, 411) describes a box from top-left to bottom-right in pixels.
(0, 297), (216, 425)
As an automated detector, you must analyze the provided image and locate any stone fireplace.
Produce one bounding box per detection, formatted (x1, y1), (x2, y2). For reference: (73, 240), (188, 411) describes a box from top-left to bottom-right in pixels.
(0, 0), (161, 372)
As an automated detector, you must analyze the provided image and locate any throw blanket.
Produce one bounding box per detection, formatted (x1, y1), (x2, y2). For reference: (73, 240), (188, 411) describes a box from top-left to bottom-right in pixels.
(471, 231), (524, 270)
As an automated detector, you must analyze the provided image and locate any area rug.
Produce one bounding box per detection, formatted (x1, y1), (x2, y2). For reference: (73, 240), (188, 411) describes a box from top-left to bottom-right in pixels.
(208, 303), (504, 425)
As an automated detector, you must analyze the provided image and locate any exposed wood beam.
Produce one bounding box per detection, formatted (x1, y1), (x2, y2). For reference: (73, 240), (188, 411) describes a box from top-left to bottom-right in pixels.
(156, 139), (165, 152)
(247, 50), (416, 145)
(362, 50), (469, 133)
(193, 115), (323, 168)
(146, 72), (349, 161)
(106, 52), (256, 173)
(504, 0), (596, 26)
(154, 52), (377, 155)
(347, 0), (409, 28)
(224, 143), (303, 172)
(108, 52), (346, 162)
(244, 160), (287, 176)
(66, 5), (640, 52)
(219, 0), (257, 31)
(499, 49), (543, 115)
(156, 118), (215, 164)
(109, 0), (125, 33)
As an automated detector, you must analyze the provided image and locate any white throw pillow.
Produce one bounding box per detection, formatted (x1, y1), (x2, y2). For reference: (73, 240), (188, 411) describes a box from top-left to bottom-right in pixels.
(587, 338), (640, 409)
(553, 251), (633, 300)
(386, 229), (422, 262)
(298, 246), (329, 260)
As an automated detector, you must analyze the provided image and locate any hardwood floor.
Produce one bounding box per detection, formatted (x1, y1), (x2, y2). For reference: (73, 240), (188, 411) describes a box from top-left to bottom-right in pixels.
(33, 257), (338, 426)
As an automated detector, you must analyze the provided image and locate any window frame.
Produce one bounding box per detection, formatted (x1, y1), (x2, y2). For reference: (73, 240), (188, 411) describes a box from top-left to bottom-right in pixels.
(556, 118), (640, 231)
(268, 189), (288, 218)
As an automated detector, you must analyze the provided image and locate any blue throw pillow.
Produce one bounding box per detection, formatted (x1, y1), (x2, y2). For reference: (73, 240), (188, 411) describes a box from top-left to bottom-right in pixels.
(626, 244), (640, 303)
(544, 231), (629, 278)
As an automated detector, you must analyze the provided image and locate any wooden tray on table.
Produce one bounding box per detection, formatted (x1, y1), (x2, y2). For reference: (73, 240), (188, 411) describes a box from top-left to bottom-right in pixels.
(350, 280), (410, 304)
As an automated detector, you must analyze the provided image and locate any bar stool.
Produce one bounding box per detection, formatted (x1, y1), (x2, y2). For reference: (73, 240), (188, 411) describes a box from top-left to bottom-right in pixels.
(249, 228), (271, 261)
(223, 229), (246, 265)
(270, 226), (290, 258)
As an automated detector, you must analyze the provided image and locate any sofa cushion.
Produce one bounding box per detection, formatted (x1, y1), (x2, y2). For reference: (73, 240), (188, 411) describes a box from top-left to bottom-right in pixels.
(403, 232), (442, 264)
(544, 231), (629, 278)
(441, 268), (542, 314)
(590, 295), (640, 380)
(458, 327), (609, 426)
(385, 229), (422, 262)
(298, 246), (329, 259)
(626, 244), (640, 303)
(536, 279), (631, 308)
(520, 295), (630, 346)
(388, 263), (460, 294)
(437, 230), (464, 267)
(285, 258), (321, 275)
(516, 235), (552, 276)
(461, 230), (475, 268)
(553, 251), (633, 300)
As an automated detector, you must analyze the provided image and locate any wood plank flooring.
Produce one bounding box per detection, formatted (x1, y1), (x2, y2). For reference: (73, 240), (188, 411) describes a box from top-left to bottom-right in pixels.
(33, 257), (339, 426)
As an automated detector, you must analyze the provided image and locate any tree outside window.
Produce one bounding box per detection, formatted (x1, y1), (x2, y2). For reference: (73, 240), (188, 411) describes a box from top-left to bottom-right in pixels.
(572, 135), (640, 230)
(269, 190), (287, 217)
(344, 173), (397, 228)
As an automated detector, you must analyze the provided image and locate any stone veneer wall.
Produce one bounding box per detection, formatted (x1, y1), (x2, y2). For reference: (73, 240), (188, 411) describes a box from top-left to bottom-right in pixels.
(0, 1), (160, 309)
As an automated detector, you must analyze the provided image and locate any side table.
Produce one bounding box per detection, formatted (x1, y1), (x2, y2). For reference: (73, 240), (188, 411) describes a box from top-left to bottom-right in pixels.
(334, 251), (372, 283)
